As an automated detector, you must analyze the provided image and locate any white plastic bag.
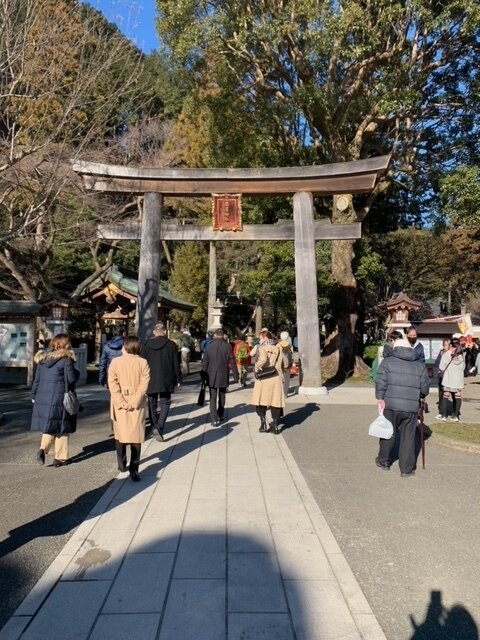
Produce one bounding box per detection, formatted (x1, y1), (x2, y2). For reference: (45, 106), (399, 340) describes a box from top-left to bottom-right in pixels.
(368, 409), (394, 439)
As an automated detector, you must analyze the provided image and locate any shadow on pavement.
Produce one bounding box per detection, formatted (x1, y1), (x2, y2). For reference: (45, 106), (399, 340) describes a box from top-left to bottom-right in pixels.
(13, 532), (311, 639)
(0, 482), (113, 561)
(69, 438), (114, 464)
(280, 403), (320, 431)
(410, 590), (478, 640)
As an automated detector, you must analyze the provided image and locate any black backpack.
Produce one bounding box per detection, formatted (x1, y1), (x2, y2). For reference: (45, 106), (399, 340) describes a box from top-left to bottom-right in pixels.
(282, 345), (293, 369)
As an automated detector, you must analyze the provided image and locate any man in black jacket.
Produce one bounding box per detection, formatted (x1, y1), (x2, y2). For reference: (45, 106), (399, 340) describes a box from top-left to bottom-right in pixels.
(202, 328), (238, 426)
(99, 325), (125, 386)
(406, 325), (426, 363)
(375, 336), (430, 477)
(143, 322), (182, 441)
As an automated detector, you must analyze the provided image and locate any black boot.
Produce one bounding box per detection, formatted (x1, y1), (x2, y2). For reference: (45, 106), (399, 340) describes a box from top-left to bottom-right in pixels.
(440, 397), (448, 419)
(271, 419), (279, 435)
(259, 416), (268, 432)
(452, 397), (462, 420)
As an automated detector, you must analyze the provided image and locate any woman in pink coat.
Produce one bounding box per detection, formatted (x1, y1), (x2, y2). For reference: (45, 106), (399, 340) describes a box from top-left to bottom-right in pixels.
(108, 336), (150, 481)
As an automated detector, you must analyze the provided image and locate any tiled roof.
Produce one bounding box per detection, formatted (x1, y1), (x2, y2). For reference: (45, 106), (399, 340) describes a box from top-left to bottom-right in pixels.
(0, 301), (42, 317)
(385, 291), (421, 309)
(83, 265), (196, 312)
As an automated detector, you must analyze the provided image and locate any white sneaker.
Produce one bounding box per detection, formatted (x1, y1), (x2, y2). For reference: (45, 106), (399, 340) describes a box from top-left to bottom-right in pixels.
(435, 415), (447, 421)
(435, 414), (442, 419)
(448, 416), (459, 422)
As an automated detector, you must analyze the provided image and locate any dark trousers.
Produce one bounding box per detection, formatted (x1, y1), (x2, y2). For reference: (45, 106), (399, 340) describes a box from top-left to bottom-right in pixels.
(377, 409), (417, 474)
(148, 392), (172, 432)
(115, 440), (141, 474)
(283, 369), (291, 398)
(209, 387), (226, 423)
(256, 405), (282, 421)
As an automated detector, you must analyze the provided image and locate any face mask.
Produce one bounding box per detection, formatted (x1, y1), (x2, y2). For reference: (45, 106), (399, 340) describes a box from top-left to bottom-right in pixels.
(407, 337), (416, 345)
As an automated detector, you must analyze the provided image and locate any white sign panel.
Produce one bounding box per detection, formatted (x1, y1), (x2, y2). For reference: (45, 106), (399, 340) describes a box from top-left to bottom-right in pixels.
(418, 338), (431, 361)
(0, 322), (32, 366)
(430, 339), (444, 361)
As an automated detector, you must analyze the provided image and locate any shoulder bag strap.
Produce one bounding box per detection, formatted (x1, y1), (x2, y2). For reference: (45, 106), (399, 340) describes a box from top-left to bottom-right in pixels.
(273, 347), (281, 367)
(441, 355), (453, 374)
(64, 360), (69, 392)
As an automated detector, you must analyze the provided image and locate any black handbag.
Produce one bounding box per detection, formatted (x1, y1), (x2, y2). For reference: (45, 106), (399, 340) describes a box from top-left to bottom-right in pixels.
(254, 365), (279, 380)
(254, 348), (281, 380)
(197, 381), (206, 406)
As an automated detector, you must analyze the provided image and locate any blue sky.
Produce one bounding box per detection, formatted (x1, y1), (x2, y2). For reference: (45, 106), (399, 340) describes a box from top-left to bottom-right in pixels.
(83, 0), (159, 52)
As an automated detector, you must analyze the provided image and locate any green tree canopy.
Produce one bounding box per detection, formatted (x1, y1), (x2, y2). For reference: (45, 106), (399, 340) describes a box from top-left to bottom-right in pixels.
(440, 166), (480, 227)
(156, 0), (480, 375)
(169, 242), (209, 332)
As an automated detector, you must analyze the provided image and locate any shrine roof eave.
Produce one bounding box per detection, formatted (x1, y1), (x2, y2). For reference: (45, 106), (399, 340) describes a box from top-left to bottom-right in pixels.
(80, 265), (196, 313)
(72, 156), (390, 196)
(383, 291), (422, 311)
(0, 300), (42, 317)
(416, 322), (461, 336)
(84, 288), (195, 313)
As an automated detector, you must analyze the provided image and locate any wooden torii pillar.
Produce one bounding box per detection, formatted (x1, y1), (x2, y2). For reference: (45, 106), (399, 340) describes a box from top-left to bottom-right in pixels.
(73, 156), (389, 395)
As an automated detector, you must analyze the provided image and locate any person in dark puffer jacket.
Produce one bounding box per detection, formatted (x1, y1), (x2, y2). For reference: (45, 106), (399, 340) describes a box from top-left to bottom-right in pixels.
(99, 326), (125, 387)
(31, 334), (80, 467)
(375, 336), (430, 477)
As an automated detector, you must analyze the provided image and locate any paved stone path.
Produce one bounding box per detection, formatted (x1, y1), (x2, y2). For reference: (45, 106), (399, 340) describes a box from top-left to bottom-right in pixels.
(0, 385), (385, 640)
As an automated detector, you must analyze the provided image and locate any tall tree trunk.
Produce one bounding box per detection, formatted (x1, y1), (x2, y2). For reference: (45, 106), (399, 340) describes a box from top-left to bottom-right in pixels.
(322, 195), (366, 379)
(254, 297), (263, 335)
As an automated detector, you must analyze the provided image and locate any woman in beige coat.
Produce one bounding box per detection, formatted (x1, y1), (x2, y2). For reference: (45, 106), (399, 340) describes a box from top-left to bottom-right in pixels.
(251, 330), (285, 434)
(107, 336), (150, 481)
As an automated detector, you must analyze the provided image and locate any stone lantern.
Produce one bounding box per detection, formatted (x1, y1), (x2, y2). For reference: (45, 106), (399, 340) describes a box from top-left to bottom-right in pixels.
(44, 298), (72, 338)
(210, 299), (224, 330)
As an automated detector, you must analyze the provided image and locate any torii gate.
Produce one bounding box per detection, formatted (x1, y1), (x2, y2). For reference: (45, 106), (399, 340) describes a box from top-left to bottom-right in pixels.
(73, 156), (389, 394)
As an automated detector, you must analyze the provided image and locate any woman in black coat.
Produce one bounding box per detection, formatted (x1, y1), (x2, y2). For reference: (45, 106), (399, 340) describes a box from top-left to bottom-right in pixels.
(31, 334), (79, 467)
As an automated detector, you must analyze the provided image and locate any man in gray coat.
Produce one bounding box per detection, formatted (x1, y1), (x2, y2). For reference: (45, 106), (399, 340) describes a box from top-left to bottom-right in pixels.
(201, 328), (238, 426)
(375, 336), (430, 477)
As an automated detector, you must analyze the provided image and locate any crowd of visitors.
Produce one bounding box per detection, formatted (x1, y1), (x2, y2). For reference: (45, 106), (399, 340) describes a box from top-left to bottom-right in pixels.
(30, 320), (478, 482)
(374, 325), (479, 477)
(30, 323), (299, 481)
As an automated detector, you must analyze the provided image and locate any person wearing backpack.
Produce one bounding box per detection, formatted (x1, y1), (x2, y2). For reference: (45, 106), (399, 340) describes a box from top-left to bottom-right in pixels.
(278, 331), (293, 397)
(179, 328), (194, 376)
(233, 335), (251, 387)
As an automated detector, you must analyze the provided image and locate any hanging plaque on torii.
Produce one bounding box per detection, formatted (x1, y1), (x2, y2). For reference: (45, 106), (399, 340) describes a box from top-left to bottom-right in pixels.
(212, 194), (242, 231)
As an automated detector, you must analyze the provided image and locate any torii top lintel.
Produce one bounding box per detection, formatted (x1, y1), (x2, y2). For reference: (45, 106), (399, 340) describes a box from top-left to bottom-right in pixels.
(72, 156), (390, 197)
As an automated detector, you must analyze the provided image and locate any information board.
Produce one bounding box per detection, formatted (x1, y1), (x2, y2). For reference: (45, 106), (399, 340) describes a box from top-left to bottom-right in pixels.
(418, 338), (431, 361)
(430, 339), (444, 361)
(0, 322), (32, 365)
